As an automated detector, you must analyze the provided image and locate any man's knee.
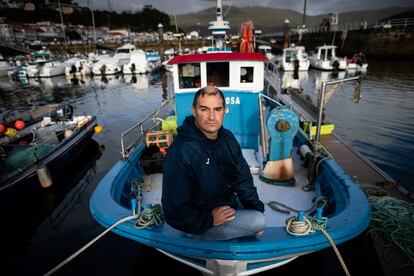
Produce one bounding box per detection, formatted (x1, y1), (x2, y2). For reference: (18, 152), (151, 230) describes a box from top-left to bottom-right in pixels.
(253, 211), (266, 231)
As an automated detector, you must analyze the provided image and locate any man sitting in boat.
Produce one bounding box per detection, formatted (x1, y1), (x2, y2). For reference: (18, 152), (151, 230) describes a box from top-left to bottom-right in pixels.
(162, 86), (266, 241)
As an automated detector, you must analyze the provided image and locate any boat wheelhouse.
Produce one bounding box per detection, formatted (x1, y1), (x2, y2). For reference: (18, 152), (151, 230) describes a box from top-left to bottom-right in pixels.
(169, 52), (266, 148)
(257, 45), (275, 61)
(277, 45), (310, 71)
(309, 45), (347, 71)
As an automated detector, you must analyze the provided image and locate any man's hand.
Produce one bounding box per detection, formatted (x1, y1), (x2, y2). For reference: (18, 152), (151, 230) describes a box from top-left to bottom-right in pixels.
(211, 205), (235, 226)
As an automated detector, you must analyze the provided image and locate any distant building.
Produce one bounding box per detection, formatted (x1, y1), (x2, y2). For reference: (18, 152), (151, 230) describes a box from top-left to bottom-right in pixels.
(189, 30), (200, 39)
(35, 22), (64, 41)
(329, 13), (339, 32)
(0, 23), (15, 42)
(48, 3), (74, 14)
(2, 0), (23, 9)
(23, 2), (35, 11)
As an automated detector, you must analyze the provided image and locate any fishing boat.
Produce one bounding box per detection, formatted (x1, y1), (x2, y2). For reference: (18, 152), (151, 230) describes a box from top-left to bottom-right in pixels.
(276, 44), (310, 71)
(0, 104), (101, 212)
(90, 1), (370, 275)
(309, 45), (347, 71)
(346, 53), (368, 71)
(123, 50), (149, 74)
(115, 43), (137, 67)
(38, 61), (66, 78)
(257, 45), (275, 61)
(0, 54), (15, 77)
(91, 55), (122, 76)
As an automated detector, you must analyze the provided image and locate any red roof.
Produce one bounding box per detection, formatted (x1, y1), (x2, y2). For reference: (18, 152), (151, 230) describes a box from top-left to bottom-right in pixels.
(167, 52), (268, 65)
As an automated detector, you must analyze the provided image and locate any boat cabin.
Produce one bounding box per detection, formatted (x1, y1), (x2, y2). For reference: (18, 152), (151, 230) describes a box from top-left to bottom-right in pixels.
(168, 52), (267, 150)
(316, 45), (338, 61)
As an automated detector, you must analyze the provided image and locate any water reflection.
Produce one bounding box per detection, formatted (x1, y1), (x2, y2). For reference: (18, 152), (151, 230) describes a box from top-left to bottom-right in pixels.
(280, 71), (308, 92)
(0, 139), (103, 274)
(124, 74), (150, 92)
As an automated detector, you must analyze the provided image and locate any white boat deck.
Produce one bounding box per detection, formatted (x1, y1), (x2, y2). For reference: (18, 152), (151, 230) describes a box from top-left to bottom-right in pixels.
(141, 147), (315, 229)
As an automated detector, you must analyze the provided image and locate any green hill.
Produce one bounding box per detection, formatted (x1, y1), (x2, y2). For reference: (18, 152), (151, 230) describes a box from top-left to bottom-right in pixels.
(173, 6), (412, 34)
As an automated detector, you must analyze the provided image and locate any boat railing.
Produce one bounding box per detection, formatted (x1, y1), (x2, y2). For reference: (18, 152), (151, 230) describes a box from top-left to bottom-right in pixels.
(264, 61), (281, 92)
(120, 99), (171, 160)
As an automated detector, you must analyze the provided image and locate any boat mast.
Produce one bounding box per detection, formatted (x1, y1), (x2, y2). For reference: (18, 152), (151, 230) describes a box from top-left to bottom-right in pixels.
(302, 0), (307, 26)
(57, 0), (68, 48)
(208, 0), (230, 50)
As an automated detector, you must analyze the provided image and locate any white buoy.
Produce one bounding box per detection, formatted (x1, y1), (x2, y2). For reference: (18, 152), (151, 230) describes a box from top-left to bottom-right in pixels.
(37, 163), (53, 188)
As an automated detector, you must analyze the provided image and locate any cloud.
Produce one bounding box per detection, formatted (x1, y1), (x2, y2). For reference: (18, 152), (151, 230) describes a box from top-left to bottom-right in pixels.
(74, 0), (414, 15)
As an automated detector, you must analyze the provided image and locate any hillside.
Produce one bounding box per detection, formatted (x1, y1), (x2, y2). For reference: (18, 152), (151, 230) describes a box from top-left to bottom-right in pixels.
(173, 6), (412, 34)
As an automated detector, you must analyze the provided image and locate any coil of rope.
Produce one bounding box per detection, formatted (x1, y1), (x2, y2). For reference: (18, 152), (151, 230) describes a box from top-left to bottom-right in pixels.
(286, 214), (350, 276)
(135, 204), (164, 229)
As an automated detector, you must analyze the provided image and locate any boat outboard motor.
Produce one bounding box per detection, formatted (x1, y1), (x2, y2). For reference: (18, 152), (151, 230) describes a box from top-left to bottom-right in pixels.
(260, 106), (299, 186)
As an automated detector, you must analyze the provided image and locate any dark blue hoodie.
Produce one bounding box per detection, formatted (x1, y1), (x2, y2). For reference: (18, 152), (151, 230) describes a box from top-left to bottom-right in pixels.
(162, 116), (264, 235)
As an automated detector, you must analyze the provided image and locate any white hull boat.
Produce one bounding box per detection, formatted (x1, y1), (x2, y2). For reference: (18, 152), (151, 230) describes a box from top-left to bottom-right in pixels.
(277, 45), (310, 71)
(123, 50), (148, 74)
(38, 61), (66, 78)
(309, 45), (347, 71)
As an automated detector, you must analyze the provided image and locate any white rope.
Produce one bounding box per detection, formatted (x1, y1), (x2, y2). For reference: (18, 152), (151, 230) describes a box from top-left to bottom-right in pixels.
(285, 216), (351, 276)
(286, 216), (314, 236)
(315, 225), (351, 276)
(44, 215), (138, 276)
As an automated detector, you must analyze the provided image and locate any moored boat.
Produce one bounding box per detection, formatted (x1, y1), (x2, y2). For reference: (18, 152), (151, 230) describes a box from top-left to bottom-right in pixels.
(309, 45), (347, 71)
(38, 61), (66, 78)
(0, 54), (15, 77)
(0, 105), (100, 209)
(346, 52), (368, 71)
(91, 55), (122, 76)
(123, 49), (149, 74)
(89, 1), (371, 275)
(277, 44), (310, 71)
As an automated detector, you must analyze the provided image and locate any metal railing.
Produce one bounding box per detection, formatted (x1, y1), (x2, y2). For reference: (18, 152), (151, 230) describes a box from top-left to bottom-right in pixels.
(120, 99), (172, 159)
(258, 17), (414, 39)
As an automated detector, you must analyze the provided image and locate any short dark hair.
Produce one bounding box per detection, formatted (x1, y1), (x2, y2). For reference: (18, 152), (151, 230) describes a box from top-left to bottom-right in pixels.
(192, 86), (226, 108)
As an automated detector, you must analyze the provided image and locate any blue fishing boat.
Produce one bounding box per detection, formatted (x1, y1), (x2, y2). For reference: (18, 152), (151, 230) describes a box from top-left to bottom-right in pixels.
(90, 1), (370, 275)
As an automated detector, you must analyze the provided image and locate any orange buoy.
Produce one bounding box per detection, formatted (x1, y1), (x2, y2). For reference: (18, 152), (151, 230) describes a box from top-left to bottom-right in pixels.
(14, 120), (25, 130)
(5, 128), (17, 137)
(0, 123), (6, 134)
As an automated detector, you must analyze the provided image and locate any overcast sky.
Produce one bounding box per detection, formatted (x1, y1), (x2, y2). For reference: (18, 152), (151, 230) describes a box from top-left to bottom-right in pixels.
(74, 0), (414, 15)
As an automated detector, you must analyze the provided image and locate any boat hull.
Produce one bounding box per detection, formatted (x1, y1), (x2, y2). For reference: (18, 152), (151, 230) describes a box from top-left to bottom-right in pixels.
(0, 117), (97, 213)
(90, 128), (371, 263)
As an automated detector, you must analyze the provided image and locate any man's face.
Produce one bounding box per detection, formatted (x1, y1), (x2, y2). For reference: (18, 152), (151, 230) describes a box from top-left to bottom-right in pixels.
(192, 93), (225, 140)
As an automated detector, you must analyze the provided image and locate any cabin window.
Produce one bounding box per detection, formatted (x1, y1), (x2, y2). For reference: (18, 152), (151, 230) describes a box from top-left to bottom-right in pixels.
(207, 62), (229, 87)
(178, 63), (201, 89)
(240, 66), (254, 83)
(285, 51), (298, 62)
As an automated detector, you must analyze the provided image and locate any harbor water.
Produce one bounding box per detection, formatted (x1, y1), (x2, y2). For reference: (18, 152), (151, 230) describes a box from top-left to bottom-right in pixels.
(0, 59), (413, 275)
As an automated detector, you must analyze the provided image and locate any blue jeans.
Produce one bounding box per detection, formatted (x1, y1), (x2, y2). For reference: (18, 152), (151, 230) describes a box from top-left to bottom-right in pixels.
(189, 209), (266, 241)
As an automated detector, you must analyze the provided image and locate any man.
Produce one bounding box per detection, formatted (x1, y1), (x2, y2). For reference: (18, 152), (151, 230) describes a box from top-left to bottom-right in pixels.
(162, 86), (265, 241)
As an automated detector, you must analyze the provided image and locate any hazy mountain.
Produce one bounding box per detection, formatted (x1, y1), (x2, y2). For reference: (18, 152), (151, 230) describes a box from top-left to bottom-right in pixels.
(173, 6), (412, 34)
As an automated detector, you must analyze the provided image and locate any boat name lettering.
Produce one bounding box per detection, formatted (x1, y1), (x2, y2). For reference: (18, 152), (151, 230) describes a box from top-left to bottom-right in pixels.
(225, 97), (240, 105)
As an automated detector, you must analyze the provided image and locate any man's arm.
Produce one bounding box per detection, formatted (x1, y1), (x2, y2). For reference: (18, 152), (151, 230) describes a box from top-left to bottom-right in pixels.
(162, 151), (214, 234)
(229, 140), (265, 212)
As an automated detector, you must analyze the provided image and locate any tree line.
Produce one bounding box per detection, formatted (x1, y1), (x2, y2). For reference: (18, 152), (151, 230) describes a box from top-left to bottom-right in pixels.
(0, 5), (178, 32)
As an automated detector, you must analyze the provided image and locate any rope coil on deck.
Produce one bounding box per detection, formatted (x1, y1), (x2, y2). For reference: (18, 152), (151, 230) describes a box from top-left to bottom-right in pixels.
(134, 204), (164, 229)
(286, 215), (350, 276)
